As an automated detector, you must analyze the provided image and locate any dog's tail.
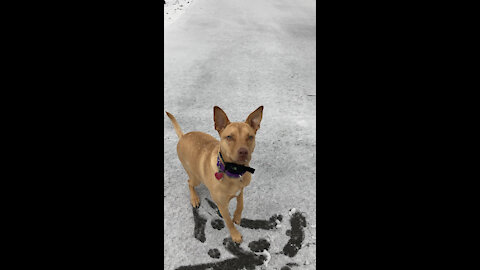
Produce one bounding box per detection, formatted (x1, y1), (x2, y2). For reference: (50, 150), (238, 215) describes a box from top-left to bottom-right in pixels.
(165, 111), (184, 138)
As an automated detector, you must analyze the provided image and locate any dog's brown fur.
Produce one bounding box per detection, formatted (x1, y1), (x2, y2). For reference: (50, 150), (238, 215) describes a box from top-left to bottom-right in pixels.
(166, 106), (263, 243)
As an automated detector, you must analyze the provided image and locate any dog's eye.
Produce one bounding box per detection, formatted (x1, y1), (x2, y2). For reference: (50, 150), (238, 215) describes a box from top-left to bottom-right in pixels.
(248, 136), (254, 140)
(226, 136), (233, 140)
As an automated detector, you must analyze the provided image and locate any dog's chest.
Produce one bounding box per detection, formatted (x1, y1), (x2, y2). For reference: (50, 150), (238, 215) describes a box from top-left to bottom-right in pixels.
(223, 176), (243, 197)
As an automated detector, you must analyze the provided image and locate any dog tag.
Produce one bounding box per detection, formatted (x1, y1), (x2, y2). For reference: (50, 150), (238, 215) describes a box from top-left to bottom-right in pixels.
(215, 172), (223, 180)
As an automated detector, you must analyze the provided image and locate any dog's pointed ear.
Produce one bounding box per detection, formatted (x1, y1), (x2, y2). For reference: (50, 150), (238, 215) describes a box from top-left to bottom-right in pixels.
(214, 106), (230, 133)
(245, 106), (263, 132)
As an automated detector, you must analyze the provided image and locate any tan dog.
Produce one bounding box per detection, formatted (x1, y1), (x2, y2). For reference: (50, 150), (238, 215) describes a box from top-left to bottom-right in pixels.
(166, 106), (263, 243)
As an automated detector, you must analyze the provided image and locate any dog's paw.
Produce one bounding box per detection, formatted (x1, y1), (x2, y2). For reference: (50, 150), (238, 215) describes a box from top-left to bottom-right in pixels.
(231, 230), (243, 243)
(190, 195), (200, 208)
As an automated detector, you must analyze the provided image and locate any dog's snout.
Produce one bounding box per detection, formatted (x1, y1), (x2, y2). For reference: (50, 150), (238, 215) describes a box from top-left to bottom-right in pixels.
(238, 148), (248, 157)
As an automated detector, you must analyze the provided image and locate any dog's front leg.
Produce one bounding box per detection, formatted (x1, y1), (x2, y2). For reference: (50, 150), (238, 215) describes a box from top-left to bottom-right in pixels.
(233, 189), (243, 225)
(215, 197), (242, 243)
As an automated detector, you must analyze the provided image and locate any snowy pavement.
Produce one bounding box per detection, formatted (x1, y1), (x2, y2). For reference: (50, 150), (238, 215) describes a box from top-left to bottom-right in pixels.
(164, 0), (316, 269)
(164, 0), (196, 27)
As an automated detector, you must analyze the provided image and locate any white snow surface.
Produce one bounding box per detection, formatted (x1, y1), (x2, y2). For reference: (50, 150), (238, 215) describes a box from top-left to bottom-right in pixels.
(164, 0), (196, 27)
(164, 0), (316, 269)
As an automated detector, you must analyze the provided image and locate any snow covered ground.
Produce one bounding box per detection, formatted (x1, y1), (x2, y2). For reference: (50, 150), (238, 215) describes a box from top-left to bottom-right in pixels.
(164, 0), (316, 269)
(164, 0), (196, 27)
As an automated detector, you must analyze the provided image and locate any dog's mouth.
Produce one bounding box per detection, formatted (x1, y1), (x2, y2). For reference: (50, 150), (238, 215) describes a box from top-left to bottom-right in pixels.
(220, 151), (249, 165)
(236, 157), (249, 164)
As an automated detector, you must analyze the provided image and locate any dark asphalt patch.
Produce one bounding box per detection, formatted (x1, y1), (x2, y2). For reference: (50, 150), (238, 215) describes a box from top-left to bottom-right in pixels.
(205, 198), (222, 218)
(208, 248), (220, 259)
(205, 198), (217, 209)
(248, 238), (270, 252)
(175, 238), (267, 270)
(182, 207), (309, 268)
(211, 219), (225, 230)
(240, 214), (283, 230)
(282, 212), (307, 257)
(192, 206), (207, 243)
